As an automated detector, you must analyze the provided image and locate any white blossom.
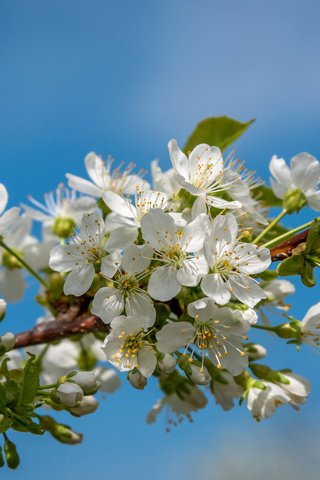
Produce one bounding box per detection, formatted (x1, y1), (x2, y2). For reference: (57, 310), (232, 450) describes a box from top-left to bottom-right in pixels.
(49, 212), (120, 296)
(102, 315), (157, 377)
(156, 298), (251, 375)
(70, 396), (99, 416)
(275, 372), (310, 407)
(168, 139), (242, 214)
(270, 153), (320, 210)
(92, 243), (155, 327)
(22, 184), (96, 228)
(246, 382), (291, 420)
(67, 151), (149, 198)
(141, 209), (209, 301)
(201, 213), (271, 307)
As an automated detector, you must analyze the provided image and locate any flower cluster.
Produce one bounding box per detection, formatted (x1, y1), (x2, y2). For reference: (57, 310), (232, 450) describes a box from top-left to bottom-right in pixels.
(0, 116), (320, 468)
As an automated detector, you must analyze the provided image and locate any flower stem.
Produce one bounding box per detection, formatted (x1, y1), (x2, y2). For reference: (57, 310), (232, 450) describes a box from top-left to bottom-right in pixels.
(251, 324), (275, 332)
(262, 218), (318, 249)
(0, 239), (49, 289)
(253, 209), (288, 245)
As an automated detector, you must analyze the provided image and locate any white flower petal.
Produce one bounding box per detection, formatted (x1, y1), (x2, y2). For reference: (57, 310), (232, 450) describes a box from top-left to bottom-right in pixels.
(0, 269), (25, 302)
(301, 302), (320, 330)
(121, 244), (152, 275)
(205, 196), (242, 210)
(291, 152), (320, 191)
(49, 244), (86, 272)
(0, 183), (8, 215)
(0, 207), (20, 233)
(148, 266), (181, 301)
(201, 273), (231, 305)
(181, 213), (209, 252)
(100, 255), (119, 278)
(91, 287), (124, 324)
(64, 264), (95, 296)
(168, 139), (189, 180)
(125, 292), (156, 328)
(105, 226), (138, 251)
(137, 346), (157, 378)
(232, 243), (271, 274)
(66, 174), (101, 197)
(102, 191), (136, 219)
(141, 209), (176, 250)
(85, 152), (105, 188)
(156, 322), (195, 353)
(228, 274), (266, 308)
(306, 190), (320, 212)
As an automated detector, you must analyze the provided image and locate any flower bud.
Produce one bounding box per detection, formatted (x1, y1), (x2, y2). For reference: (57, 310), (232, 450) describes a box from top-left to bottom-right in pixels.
(246, 343), (267, 360)
(189, 364), (211, 385)
(0, 300), (6, 321)
(158, 354), (177, 374)
(70, 396), (99, 416)
(71, 371), (98, 393)
(4, 437), (20, 470)
(128, 371), (147, 390)
(96, 367), (121, 393)
(0, 332), (15, 353)
(40, 415), (83, 444)
(56, 382), (83, 407)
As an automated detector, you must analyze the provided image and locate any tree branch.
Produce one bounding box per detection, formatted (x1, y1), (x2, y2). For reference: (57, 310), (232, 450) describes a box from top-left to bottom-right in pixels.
(270, 229), (309, 261)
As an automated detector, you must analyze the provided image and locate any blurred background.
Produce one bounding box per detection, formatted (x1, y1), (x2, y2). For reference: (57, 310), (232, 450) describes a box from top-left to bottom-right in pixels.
(1, 1), (320, 478)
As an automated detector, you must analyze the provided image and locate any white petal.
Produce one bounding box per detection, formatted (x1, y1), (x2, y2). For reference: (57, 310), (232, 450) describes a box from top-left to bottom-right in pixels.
(156, 322), (195, 353)
(80, 212), (104, 243)
(168, 139), (189, 180)
(191, 196), (207, 218)
(181, 214), (209, 252)
(301, 302), (320, 330)
(110, 315), (144, 335)
(137, 346), (157, 378)
(291, 153), (320, 191)
(141, 209), (176, 250)
(148, 266), (181, 301)
(105, 226), (138, 251)
(66, 174), (101, 197)
(91, 287), (124, 324)
(306, 190), (320, 212)
(269, 155), (292, 195)
(228, 274), (267, 308)
(205, 196), (242, 210)
(0, 207), (20, 233)
(100, 255), (119, 278)
(85, 152), (105, 188)
(64, 264), (95, 296)
(126, 292), (156, 328)
(176, 259), (202, 287)
(49, 244), (86, 272)
(0, 269), (25, 302)
(207, 213), (238, 259)
(232, 243), (271, 274)
(121, 244), (152, 274)
(201, 273), (231, 305)
(0, 183), (8, 215)
(102, 191), (136, 219)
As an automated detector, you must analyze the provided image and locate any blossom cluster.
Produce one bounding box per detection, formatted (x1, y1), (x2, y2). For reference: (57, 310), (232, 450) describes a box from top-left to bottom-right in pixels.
(0, 121), (320, 467)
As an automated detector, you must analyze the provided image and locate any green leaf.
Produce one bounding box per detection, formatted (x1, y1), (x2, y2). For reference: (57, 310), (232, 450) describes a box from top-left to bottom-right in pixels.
(17, 355), (39, 410)
(277, 255), (305, 276)
(306, 219), (320, 254)
(183, 116), (255, 153)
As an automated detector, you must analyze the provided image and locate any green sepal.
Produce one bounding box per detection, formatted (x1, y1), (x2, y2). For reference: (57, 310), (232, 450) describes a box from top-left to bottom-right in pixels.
(16, 354), (39, 412)
(277, 254), (305, 276)
(183, 116), (255, 153)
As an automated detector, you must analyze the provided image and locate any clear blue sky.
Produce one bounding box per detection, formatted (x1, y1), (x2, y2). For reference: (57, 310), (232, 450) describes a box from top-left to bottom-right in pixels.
(1, 1), (320, 478)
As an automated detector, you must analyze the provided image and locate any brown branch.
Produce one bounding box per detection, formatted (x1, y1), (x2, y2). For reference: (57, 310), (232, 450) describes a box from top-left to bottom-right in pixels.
(270, 229), (309, 261)
(14, 314), (108, 349)
(12, 229), (311, 350)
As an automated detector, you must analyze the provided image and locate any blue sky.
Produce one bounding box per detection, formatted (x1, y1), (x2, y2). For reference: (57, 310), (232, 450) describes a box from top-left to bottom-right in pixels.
(1, 1), (320, 478)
